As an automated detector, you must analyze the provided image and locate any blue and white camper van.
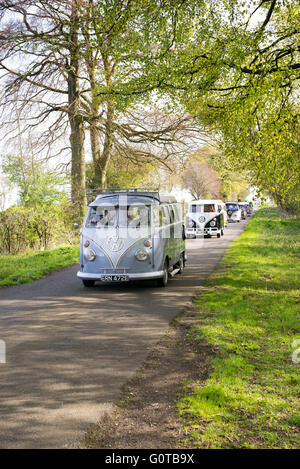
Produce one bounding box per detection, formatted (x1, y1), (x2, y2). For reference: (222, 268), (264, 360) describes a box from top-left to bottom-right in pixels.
(76, 189), (186, 287)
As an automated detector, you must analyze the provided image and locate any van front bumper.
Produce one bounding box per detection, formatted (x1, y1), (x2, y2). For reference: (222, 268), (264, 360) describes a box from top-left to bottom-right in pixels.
(186, 227), (220, 237)
(77, 270), (164, 281)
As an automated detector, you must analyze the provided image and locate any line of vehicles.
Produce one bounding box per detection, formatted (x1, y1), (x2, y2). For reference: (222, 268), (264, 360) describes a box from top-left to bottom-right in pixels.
(75, 189), (253, 288)
(185, 199), (253, 238)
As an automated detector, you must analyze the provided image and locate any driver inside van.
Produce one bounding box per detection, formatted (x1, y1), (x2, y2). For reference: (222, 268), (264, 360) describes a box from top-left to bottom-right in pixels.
(99, 209), (116, 226)
(90, 208), (115, 227)
(90, 209), (100, 226)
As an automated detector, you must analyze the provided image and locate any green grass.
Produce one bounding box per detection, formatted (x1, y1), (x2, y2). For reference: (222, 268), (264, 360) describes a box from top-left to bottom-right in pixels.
(0, 245), (79, 287)
(178, 208), (300, 448)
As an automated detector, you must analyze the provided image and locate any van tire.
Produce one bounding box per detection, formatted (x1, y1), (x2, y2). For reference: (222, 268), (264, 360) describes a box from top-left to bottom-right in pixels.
(217, 232), (221, 238)
(178, 254), (184, 274)
(82, 279), (95, 287)
(157, 260), (169, 287)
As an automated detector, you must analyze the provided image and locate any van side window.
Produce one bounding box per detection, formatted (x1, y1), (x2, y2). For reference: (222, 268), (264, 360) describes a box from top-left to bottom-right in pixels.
(173, 204), (179, 222)
(153, 207), (161, 227)
(174, 204), (182, 221)
(169, 206), (175, 224)
(161, 206), (170, 225)
(159, 208), (163, 226)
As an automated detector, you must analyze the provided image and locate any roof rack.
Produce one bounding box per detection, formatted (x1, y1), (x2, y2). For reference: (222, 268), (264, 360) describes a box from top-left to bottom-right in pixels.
(87, 188), (160, 204)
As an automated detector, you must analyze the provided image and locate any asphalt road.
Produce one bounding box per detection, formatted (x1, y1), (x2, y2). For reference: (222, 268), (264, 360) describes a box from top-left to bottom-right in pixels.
(0, 219), (248, 448)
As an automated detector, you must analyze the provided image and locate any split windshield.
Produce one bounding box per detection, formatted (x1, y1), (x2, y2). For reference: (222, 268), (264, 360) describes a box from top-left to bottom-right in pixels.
(226, 203), (239, 211)
(86, 205), (151, 228)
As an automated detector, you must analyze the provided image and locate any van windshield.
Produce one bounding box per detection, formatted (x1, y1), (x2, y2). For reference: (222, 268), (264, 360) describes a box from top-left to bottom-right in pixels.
(86, 205), (151, 228)
(86, 206), (117, 227)
(190, 204), (216, 213)
(226, 203), (239, 211)
(124, 205), (150, 228)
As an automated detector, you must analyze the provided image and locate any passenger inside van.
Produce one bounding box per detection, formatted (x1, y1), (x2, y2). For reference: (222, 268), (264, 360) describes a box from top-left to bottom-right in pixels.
(127, 206), (150, 228)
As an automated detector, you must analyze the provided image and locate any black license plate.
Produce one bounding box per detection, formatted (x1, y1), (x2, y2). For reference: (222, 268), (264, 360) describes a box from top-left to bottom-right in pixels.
(100, 275), (129, 282)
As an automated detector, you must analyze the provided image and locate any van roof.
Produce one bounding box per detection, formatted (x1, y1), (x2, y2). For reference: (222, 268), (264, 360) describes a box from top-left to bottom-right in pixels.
(87, 188), (178, 205)
(189, 199), (223, 204)
(159, 193), (178, 204)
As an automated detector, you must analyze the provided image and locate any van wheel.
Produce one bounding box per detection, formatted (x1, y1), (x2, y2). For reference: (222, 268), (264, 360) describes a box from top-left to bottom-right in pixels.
(157, 260), (169, 287)
(82, 279), (95, 287)
(178, 254), (184, 274)
(217, 232), (221, 238)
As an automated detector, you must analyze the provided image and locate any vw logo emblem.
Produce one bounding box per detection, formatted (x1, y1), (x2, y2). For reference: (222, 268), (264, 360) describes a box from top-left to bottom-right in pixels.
(107, 236), (124, 252)
(199, 216), (206, 223)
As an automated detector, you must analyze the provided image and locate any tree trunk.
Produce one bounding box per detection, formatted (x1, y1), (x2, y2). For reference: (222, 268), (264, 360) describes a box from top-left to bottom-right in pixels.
(70, 115), (86, 215)
(86, 39), (114, 189)
(89, 102), (114, 189)
(68, 3), (86, 219)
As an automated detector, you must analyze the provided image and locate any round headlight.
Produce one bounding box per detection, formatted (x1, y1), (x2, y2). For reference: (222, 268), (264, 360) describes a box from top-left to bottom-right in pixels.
(187, 218), (194, 228)
(210, 220), (216, 227)
(84, 248), (96, 261)
(135, 248), (149, 261)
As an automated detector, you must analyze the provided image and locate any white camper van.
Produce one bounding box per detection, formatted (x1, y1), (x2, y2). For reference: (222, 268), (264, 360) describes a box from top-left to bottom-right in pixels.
(186, 200), (225, 238)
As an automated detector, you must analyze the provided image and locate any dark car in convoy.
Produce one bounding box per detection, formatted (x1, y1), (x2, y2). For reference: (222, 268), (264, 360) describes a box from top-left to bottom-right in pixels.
(225, 202), (242, 223)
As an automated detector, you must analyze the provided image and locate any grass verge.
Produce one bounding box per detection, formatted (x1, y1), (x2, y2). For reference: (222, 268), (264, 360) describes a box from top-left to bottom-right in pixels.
(177, 208), (300, 448)
(0, 245), (79, 287)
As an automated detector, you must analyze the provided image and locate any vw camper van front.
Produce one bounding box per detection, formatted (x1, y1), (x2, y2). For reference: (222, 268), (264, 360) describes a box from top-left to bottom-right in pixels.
(77, 190), (186, 287)
(186, 200), (224, 238)
(225, 202), (242, 222)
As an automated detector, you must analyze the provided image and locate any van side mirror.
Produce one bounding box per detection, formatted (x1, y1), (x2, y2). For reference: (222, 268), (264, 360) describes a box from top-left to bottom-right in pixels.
(73, 223), (79, 230)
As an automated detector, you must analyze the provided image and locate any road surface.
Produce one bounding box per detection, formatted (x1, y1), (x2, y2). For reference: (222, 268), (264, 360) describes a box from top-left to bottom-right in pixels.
(0, 220), (248, 448)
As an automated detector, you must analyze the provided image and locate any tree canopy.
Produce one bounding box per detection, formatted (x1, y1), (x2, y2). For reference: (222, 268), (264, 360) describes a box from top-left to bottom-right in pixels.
(0, 0), (298, 213)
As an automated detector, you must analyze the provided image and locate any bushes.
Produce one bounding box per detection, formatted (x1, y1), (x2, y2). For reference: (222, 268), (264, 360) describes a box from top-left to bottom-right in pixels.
(0, 207), (32, 254)
(0, 204), (75, 254)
